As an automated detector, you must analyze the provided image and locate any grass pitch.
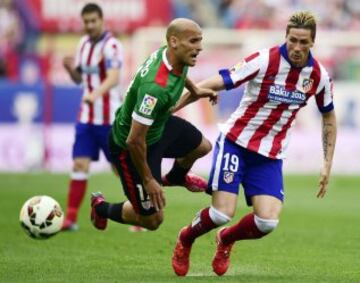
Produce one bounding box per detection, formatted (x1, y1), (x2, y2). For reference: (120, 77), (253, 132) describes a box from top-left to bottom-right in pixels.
(0, 173), (359, 283)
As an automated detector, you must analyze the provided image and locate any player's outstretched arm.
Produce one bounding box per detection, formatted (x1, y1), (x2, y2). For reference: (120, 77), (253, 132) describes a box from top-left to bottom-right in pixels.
(63, 56), (82, 84)
(172, 75), (224, 113)
(318, 110), (337, 198)
(185, 77), (217, 99)
(196, 74), (226, 92)
(126, 120), (165, 211)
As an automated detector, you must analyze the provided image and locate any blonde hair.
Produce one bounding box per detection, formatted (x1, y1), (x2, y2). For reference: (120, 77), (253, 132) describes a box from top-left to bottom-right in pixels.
(286, 11), (317, 41)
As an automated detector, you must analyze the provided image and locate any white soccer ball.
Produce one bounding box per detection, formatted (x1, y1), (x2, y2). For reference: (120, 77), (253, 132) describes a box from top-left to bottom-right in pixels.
(19, 196), (64, 239)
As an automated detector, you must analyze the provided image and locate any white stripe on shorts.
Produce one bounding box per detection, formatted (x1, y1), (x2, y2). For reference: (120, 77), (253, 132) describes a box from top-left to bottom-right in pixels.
(211, 134), (225, 191)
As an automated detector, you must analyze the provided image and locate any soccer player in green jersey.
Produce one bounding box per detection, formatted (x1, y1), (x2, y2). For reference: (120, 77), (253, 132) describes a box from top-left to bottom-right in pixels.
(89, 18), (217, 231)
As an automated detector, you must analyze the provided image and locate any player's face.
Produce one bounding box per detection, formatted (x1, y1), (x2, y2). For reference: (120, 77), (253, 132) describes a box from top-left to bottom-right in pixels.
(176, 28), (203, 67)
(82, 12), (103, 40)
(286, 28), (314, 67)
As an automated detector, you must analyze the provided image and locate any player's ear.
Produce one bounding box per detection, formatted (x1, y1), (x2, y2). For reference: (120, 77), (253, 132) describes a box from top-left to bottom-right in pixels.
(169, 35), (178, 49)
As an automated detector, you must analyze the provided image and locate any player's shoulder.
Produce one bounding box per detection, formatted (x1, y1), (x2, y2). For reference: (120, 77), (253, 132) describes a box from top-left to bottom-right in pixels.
(141, 81), (167, 95)
(242, 47), (272, 70)
(78, 35), (90, 47)
(102, 33), (124, 56)
(307, 58), (332, 94)
(316, 60), (331, 79)
(260, 45), (282, 59)
(134, 47), (169, 89)
(105, 33), (123, 46)
(136, 79), (169, 105)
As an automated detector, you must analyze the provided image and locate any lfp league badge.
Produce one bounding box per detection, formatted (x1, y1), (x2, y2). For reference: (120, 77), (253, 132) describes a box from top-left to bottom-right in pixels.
(139, 94), (158, 115)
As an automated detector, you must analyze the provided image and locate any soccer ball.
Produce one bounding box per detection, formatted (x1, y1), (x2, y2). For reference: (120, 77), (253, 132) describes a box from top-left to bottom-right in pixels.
(19, 196), (64, 239)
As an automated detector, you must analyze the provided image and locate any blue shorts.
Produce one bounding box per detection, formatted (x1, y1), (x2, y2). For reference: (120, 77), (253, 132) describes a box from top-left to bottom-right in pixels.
(207, 134), (284, 206)
(72, 123), (112, 162)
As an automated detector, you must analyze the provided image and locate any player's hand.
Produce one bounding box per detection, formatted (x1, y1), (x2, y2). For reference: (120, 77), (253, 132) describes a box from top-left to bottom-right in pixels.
(82, 93), (98, 104)
(317, 166), (331, 198)
(209, 93), (218, 105)
(194, 88), (218, 105)
(63, 56), (75, 70)
(144, 178), (166, 211)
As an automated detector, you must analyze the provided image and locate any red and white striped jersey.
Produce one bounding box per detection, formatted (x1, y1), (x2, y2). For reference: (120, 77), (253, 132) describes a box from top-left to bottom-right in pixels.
(219, 44), (334, 159)
(75, 31), (123, 125)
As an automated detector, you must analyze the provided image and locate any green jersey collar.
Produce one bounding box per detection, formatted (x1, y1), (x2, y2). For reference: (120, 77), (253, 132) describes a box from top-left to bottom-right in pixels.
(162, 48), (172, 71)
(162, 47), (183, 77)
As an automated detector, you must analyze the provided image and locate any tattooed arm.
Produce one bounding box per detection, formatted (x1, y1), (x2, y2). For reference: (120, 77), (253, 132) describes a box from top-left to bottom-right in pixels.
(317, 110), (337, 198)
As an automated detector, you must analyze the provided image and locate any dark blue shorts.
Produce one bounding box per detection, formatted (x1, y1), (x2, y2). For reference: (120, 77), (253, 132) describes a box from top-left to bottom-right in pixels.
(72, 123), (112, 162)
(207, 134), (284, 206)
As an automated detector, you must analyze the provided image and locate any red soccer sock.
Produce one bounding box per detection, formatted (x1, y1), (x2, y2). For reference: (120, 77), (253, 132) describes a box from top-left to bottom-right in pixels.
(65, 179), (88, 223)
(180, 207), (218, 247)
(220, 213), (266, 245)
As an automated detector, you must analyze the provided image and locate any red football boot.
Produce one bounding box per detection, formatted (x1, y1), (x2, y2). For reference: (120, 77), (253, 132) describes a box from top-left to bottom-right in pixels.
(212, 227), (234, 276)
(172, 227), (192, 276)
(90, 192), (107, 230)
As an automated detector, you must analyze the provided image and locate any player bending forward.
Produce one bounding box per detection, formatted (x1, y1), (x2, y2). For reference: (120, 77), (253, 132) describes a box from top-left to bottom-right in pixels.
(171, 11), (337, 276)
(90, 19), (217, 231)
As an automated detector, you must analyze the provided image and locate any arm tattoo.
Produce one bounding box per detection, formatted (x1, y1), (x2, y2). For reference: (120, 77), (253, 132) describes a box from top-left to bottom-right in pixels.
(322, 121), (334, 162)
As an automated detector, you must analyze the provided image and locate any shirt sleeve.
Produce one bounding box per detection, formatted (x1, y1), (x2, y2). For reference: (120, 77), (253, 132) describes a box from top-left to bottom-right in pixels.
(315, 68), (334, 113)
(74, 36), (87, 71)
(219, 51), (262, 90)
(132, 85), (167, 126)
(103, 38), (124, 70)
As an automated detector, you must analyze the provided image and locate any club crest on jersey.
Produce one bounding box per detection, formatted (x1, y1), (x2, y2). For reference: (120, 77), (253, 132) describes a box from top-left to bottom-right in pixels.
(139, 94), (157, 115)
(302, 78), (314, 93)
(223, 171), (234, 184)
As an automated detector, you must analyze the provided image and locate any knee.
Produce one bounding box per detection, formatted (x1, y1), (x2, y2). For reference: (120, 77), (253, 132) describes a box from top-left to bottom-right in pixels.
(209, 206), (232, 226)
(254, 214), (279, 234)
(73, 160), (89, 173)
(140, 214), (163, 231)
(144, 218), (163, 231)
(197, 138), (212, 157)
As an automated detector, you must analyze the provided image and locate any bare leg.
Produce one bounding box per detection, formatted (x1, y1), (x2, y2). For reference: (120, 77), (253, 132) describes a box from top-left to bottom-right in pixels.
(252, 195), (283, 219)
(212, 191), (238, 218)
(121, 201), (164, 231)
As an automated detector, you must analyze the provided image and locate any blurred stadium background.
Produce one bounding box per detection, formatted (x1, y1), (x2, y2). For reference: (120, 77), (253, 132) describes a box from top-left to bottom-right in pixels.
(1, 1), (360, 282)
(0, 0), (359, 175)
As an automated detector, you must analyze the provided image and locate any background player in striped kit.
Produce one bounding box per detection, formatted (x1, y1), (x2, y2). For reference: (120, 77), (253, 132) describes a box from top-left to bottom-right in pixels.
(62, 3), (124, 231)
(90, 18), (217, 232)
(172, 11), (337, 276)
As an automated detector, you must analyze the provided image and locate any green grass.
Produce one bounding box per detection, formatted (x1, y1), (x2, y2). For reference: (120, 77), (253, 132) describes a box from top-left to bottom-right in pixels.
(0, 173), (359, 283)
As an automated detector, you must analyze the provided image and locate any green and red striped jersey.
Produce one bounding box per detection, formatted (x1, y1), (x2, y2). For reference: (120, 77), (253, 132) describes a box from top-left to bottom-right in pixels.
(112, 46), (188, 148)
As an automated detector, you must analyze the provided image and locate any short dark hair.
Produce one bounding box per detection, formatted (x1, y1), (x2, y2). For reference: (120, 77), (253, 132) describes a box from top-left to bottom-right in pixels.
(81, 3), (103, 18)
